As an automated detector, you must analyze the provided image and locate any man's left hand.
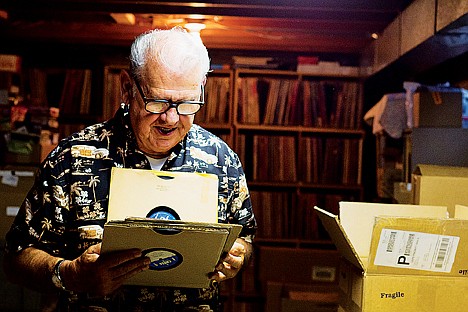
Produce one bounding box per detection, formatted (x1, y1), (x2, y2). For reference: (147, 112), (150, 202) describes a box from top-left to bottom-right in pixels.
(209, 238), (251, 282)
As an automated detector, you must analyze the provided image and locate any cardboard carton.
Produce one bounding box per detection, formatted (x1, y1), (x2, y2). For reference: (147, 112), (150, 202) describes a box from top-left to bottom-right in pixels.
(455, 205), (468, 219)
(411, 128), (468, 171)
(258, 246), (339, 292)
(0, 167), (36, 242)
(0, 54), (21, 73)
(315, 202), (468, 312)
(265, 282), (339, 312)
(412, 164), (468, 217)
(413, 86), (468, 128)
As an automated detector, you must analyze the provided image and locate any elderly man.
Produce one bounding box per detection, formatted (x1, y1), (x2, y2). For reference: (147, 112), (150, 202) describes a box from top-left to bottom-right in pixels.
(4, 27), (256, 311)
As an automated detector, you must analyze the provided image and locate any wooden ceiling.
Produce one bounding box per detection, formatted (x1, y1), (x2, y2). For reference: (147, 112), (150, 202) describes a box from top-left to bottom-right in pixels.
(0, 0), (414, 55)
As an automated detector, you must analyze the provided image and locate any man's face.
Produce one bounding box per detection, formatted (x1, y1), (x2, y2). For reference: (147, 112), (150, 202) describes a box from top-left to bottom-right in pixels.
(129, 70), (201, 158)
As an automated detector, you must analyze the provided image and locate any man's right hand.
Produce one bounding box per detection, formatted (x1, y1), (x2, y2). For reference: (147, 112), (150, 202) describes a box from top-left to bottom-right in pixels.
(61, 243), (150, 296)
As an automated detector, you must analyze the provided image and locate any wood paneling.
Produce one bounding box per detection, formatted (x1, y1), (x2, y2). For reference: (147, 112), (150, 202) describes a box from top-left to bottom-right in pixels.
(437, 0), (468, 31)
(375, 16), (401, 72)
(401, 0), (435, 54)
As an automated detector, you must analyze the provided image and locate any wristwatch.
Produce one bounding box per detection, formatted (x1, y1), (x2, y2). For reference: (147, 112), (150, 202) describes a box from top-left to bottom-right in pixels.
(52, 259), (67, 291)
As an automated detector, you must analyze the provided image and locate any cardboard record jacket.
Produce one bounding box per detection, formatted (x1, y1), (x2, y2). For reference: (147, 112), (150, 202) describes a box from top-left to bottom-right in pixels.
(101, 218), (242, 288)
(107, 168), (219, 223)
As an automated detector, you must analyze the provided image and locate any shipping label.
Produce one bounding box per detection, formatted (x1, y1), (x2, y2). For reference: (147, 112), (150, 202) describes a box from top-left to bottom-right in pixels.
(374, 228), (459, 273)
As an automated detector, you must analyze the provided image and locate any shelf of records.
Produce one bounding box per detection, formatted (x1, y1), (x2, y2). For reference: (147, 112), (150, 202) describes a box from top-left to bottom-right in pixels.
(24, 67), (96, 117)
(196, 68), (364, 131)
(249, 188), (361, 241)
(234, 69), (363, 129)
(236, 131), (363, 186)
(195, 70), (233, 125)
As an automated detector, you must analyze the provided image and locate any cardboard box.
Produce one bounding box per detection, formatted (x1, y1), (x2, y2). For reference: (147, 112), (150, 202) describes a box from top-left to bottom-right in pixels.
(0, 54), (21, 73)
(455, 205), (468, 219)
(281, 297), (338, 312)
(265, 282), (339, 312)
(411, 128), (468, 171)
(101, 218), (241, 288)
(315, 202), (468, 312)
(413, 86), (468, 128)
(0, 167), (35, 242)
(3, 140), (42, 165)
(258, 246), (340, 292)
(393, 182), (411, 204)
(412, 164), (468, 217)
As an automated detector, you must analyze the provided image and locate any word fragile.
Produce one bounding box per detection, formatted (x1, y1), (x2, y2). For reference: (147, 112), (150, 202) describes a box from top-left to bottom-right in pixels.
(381, 292), (405, 299)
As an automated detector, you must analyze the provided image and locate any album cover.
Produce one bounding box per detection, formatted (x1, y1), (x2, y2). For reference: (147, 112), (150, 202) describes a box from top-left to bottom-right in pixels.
(107, 168), (219, 223)
(101, 218), (242, 288)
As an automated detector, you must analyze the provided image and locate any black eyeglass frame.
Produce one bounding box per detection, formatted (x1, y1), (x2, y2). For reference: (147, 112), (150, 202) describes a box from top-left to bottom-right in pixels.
(134, 79), (205, 115)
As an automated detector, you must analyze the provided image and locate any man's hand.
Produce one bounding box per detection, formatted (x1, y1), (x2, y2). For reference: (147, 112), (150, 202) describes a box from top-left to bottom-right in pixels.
(210, 238), (252, 282)
(61, 243), (150, 296)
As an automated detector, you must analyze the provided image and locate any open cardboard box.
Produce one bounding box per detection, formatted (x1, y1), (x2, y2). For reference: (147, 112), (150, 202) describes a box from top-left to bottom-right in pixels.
(0, 167), (36, 242)
(315, 202), (468, 312)
(412, 164), (468, 217)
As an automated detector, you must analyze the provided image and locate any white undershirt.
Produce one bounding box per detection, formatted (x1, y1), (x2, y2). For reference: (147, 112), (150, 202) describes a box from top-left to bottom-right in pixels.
(146, 156), (169, 171)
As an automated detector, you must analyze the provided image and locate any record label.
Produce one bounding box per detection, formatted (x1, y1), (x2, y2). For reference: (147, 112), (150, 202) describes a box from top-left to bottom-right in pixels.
(146, 206), (180, 220)
(143, 248), (183, 270)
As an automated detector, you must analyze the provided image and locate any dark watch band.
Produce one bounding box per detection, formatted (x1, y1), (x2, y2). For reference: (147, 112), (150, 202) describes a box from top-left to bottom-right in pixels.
(52, 259), (68, 291)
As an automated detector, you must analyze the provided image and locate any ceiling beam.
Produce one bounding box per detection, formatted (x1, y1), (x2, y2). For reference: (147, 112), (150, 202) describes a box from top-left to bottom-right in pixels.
(0, 21), (367, 53)
(2, 0), (406, 20)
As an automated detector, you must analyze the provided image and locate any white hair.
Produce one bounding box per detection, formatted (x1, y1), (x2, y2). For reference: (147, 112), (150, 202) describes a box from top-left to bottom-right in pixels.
(129, 27), (210, 86)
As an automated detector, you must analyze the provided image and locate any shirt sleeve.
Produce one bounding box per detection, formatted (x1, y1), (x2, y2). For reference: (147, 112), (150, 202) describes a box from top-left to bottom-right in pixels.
(4, 143), (71, 256)
(225, 152), (257, 243)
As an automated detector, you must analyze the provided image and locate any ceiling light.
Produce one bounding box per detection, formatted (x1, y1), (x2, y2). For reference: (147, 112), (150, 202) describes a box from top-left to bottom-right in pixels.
(184, 22), (206, 33)
(187, 14), (206, 20)
(110, 13), (136, 25)
(184, 22), (206, 43)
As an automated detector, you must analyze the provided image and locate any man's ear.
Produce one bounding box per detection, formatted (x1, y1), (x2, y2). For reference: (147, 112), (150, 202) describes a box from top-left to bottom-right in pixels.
(120, 69), (133, 104)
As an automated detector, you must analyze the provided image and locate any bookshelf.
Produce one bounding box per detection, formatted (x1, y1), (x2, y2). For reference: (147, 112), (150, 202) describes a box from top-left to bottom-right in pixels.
(215, 68), (365, 311)
(194, 69), (234, 147)
(233, 68), (364, 239)
(24, 66), (101, 139)
(102, 65), (126, 122)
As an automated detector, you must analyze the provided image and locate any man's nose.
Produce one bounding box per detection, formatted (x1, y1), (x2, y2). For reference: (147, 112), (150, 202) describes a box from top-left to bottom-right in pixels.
(160, 107), (179, 122)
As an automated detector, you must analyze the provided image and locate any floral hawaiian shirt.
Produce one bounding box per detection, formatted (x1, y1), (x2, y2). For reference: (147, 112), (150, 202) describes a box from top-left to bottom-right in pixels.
(5, 105), (257, 312)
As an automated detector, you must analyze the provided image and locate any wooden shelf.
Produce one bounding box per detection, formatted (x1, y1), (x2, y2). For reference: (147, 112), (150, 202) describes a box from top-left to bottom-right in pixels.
(236, 124), (365, 135)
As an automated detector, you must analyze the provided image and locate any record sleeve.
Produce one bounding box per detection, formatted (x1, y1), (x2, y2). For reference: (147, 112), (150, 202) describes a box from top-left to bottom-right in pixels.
(101, 218), (242, 288)
(107, 168), (219, 223)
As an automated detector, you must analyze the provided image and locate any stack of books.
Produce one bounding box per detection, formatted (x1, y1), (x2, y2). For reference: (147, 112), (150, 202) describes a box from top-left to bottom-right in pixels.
(232, 56), (280, 69)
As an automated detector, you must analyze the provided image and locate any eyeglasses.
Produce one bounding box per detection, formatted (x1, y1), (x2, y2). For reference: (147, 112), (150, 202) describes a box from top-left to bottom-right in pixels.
(134, 79), (205, 115)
